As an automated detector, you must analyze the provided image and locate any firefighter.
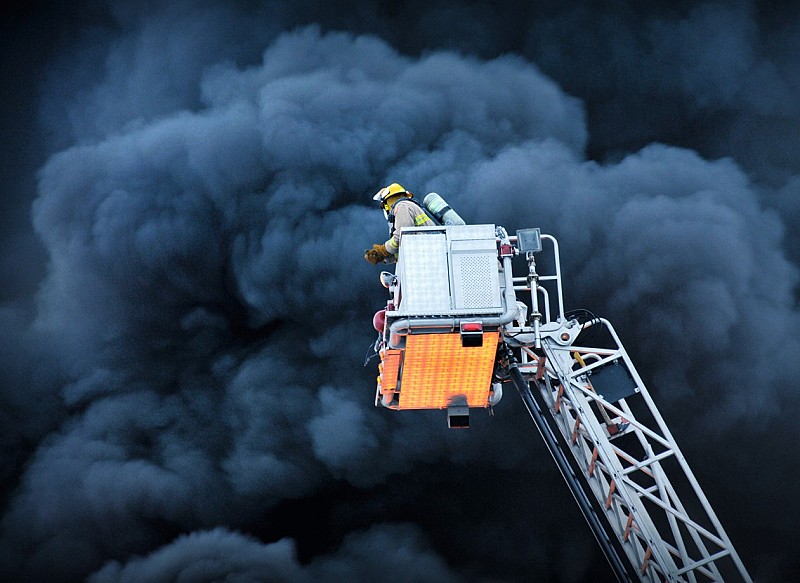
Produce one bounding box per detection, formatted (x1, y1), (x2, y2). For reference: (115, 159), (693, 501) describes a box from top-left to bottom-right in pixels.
(364, 183), (436, 264)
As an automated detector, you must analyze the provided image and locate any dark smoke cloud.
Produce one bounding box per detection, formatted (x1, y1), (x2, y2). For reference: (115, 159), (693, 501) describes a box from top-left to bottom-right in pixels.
(1, 22), (596, 582)
(340, 0), (800, 262)
(2, 1), (799, 582)
(89, 524), (460, 583)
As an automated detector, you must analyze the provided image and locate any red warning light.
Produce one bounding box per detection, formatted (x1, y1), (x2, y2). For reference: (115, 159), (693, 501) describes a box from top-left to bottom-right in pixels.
(461, 322), (483, 332)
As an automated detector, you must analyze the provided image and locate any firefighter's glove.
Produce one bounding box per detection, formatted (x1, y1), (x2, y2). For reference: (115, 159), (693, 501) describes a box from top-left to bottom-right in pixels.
(364, 244), (390, 265)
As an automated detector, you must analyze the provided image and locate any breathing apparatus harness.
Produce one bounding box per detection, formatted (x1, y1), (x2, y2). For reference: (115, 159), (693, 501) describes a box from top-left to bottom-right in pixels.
(385, 197), (441, 238)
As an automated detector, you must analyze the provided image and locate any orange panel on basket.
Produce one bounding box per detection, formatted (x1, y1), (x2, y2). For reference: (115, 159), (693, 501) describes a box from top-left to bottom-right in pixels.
(394, 332), (498, 410)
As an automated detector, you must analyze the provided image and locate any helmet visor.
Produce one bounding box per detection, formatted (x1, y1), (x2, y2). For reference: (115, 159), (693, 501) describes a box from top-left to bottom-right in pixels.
(373, 187), (389, 202)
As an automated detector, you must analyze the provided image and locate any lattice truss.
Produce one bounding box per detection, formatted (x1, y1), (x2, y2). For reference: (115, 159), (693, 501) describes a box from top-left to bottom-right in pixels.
(520, 319), (751, 583)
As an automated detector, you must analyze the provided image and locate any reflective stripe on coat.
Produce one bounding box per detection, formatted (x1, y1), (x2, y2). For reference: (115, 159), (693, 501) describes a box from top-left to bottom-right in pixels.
(384, 199), (436, 255)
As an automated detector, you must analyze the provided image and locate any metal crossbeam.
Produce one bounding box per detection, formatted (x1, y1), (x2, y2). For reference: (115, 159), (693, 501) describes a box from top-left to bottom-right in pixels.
(376, 227), (752, 582)
(519, 318), (752, 582)
(506, 232), (751, 581)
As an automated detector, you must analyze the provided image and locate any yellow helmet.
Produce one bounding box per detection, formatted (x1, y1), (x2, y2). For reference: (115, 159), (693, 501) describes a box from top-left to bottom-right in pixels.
(372, 183), (411, 205)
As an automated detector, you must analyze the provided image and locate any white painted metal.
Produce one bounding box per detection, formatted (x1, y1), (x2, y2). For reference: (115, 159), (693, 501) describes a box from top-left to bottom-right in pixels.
(393, 224), (503, 317)
(395, 231), (450, 314)
(376, 225), (752, 581)
(506, 232), (752, 582)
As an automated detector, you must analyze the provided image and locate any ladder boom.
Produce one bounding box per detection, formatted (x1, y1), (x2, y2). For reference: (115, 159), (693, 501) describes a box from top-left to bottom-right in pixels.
(372, 226), (753, 581)
(515, 317), (753, 582)
(509, 361), (637, 582)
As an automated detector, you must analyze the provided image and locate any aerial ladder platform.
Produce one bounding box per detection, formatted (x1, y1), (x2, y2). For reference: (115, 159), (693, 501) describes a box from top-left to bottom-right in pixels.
(371, 223), (752, 582)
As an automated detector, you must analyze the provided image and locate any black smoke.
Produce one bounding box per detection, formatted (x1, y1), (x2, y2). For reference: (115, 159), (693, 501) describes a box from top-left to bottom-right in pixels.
(1, 1), (798, 581)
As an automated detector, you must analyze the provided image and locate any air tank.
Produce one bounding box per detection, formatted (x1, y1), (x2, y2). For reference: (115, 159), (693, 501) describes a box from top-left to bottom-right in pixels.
(422, 192), (466, 226)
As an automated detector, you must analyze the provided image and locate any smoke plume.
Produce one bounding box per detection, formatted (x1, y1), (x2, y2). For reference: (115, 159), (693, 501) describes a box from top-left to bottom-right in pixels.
(2, 1), (799, 581)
